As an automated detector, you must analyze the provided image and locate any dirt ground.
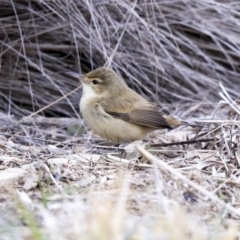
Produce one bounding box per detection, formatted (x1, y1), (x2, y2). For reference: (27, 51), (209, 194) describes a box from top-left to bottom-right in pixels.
(0, 88), (240, 240)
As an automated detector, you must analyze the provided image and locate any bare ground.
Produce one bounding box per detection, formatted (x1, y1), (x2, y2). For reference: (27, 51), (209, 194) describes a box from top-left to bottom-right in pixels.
(0, 84), (239, 240)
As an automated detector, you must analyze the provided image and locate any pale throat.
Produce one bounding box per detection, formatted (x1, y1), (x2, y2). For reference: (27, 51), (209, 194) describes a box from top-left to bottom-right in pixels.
(80, 83), (98, 110)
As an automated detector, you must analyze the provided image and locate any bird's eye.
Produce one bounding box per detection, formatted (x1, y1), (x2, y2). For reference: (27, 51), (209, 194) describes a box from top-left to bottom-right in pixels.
(92, 79), (99, 85)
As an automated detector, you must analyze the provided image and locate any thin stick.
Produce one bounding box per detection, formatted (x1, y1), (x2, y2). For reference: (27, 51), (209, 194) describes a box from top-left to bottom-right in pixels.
(137, 146), (240, 217)
(219, 82), (240, 116)
(151, 138), (214, 147)
(194, 120), (240, 124)
(18, 85), (82, 124)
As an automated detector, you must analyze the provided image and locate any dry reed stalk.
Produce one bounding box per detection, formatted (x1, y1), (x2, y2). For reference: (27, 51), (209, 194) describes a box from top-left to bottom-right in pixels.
(0, 0), (240, 118)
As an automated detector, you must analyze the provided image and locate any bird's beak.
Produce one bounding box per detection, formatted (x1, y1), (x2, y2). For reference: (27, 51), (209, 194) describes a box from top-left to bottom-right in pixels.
(67, 72), (82, 80)
(66, 72), (89, 85)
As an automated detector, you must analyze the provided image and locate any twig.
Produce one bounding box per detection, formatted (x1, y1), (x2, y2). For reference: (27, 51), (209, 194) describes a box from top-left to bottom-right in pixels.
(151, 138), (214, 147)
(17, 116), (82, 125)
(194, 120), (240, 124)
(137, 146), (240, 217)
(18, 85), (82, 124)
(219, 82), (240, 116)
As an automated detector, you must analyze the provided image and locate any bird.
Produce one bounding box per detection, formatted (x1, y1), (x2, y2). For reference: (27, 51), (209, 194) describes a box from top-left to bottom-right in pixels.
(71, 67), (186, 144)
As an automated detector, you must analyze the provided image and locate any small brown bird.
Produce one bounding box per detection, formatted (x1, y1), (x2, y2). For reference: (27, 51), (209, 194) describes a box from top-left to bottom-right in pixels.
(73, 67), (184, 144)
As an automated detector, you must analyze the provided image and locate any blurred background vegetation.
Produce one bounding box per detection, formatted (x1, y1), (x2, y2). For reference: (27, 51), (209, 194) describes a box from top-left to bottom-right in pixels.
(0, 0), (240, 118)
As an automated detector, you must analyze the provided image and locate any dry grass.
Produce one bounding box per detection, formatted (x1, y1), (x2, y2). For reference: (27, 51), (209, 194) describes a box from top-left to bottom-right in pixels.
(1, 0), (240, 239)
(0, 0), (240, 117)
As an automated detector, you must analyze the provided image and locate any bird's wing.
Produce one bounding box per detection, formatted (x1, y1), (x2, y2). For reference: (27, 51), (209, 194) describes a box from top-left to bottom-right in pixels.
(106, 109), (175, 129)
(101, 88), (181, 129)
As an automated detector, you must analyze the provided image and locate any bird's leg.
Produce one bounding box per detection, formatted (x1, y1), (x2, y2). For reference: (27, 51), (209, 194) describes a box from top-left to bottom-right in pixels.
(112, 142), (130, 158)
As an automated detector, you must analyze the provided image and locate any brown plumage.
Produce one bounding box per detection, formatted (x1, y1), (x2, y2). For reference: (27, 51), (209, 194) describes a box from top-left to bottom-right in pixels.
(75, 67), (183, 143)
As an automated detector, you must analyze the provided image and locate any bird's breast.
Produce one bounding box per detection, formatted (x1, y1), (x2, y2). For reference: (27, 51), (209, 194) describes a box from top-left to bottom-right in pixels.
(80, 100), (152, 143)
(80, 100), (113, 138)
